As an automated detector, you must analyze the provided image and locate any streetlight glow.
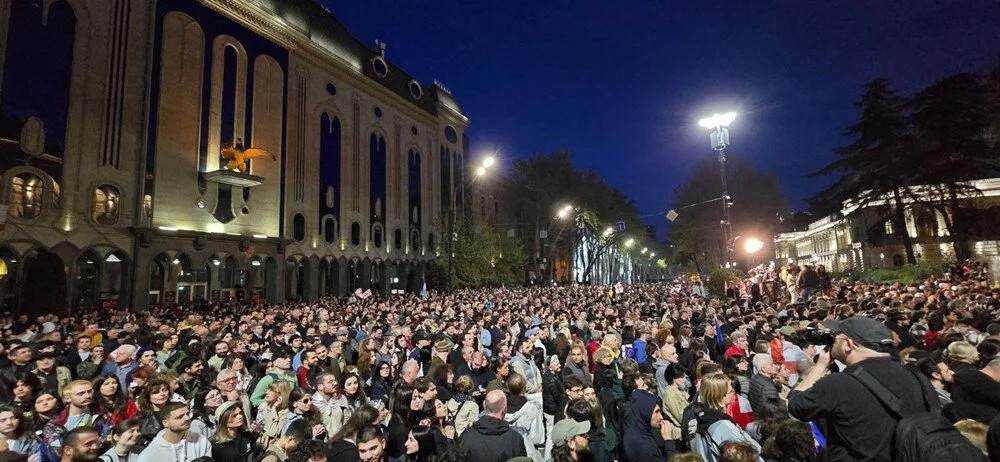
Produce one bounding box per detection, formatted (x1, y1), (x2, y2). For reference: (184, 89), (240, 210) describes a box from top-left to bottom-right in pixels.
(603, 227), (613, 236)
(698, 112), (737, 128)
(649, 252), (655, 258)
(475, 166), (487, 177)
(641, 247), (648, 254)
(743, 237), (764, 254)
(625, 238), (635, 248)
(482, 156), (496, 168)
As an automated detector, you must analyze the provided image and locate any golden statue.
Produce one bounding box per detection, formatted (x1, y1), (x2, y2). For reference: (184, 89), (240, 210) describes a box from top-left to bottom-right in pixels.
(221, 138), (275, 174)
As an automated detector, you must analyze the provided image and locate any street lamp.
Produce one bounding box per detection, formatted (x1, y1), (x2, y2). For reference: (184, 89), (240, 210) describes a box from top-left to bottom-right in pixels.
(624, 238), (635, 248)
(556, 204), (573, 219)
(698, 111), (737, 268)
(603, 227), (613, 237)
(743, 237), (764, 254)
(640, 247), (648, 254)
(447, 155), (497, 292)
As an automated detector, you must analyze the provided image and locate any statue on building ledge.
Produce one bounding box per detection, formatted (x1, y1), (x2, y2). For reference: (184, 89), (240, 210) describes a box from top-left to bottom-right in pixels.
(221, 138), (274, 174)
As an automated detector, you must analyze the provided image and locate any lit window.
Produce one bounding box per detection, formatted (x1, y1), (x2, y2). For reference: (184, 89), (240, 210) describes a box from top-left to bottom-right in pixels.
(93, 185), (120, 225)
(9, 173), (43, 219)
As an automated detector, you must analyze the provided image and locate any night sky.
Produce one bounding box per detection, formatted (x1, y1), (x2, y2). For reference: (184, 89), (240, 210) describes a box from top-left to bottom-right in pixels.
(323, 0), (1000, 237)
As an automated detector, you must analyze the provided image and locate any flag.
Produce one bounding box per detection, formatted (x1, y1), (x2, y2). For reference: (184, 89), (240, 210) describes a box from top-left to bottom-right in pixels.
(360, 289), (372, 300)
(353, 288), (363, 298)
(419, 283), (428, 298)
(714, 315), (725, 350)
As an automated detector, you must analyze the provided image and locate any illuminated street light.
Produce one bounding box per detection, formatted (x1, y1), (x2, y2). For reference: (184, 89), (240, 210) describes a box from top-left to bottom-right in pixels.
(482, 156), (496, 168)
(603, 227), (613, 237)
(698, 112), (737, 129)
(640, 247), (648, 254)
(556, 204), (573, 219)
(743, 237), (764, 254)
(699, 110), (738, 268)
(649, 252), (655, 258)
(625, 238), (635, 248)
(475, 166), (487, 177)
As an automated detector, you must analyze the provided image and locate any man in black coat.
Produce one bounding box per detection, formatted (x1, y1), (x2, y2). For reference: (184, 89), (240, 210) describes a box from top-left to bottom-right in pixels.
(458, 390), (527, 462)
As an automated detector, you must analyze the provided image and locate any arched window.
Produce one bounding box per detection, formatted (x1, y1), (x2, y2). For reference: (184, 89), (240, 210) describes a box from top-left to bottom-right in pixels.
(10, 173), (44, 219)
(370, 134), (386, 222)
(408, 150), (421, 225)
(428, 233), (435, 252)
(394, 228), (403, 250)
(292, 214), (305, 241)
(324, 218), (336, 244)
(373, 225), (383, 249)
(93, 185), (120, 225)
(351, 222), (361, 246)
(411, 230), (421, 252)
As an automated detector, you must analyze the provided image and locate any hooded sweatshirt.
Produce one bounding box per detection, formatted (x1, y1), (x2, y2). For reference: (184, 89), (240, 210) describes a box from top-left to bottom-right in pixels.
(624, 389), (676, 462)
(458, 415), (527, 462)
(135, 429), (212, 462)
(680, 403), (762, 462)
(503, 395), (545, 461)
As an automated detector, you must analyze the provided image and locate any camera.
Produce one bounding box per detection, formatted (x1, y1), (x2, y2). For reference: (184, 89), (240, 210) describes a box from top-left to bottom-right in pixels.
(802, 328), (835, 347)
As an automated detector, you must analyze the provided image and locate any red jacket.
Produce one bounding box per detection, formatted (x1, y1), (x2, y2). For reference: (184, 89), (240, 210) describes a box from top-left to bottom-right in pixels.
(723, 345), (746, 361)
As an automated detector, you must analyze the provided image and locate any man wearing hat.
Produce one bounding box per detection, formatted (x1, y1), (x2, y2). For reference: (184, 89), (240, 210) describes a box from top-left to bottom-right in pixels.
(788, 316), (930, 461)
(549, 418), (591, 461)
(427, 338), (453, 380)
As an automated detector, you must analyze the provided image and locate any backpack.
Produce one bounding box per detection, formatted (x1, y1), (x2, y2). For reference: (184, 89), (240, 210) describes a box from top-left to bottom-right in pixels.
(254, 449), (281, 462)
(847, 365), (986, 462)
(247, 372), (280, 396)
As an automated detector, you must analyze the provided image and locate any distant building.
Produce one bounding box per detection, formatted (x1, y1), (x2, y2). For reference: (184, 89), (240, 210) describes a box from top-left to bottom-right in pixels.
(774, 178), (1000, 271)
(0, 0), (470, 314)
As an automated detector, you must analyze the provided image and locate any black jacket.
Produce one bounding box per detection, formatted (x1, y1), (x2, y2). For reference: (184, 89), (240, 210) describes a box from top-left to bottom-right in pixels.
(542, 370), (564, 415)
(327, 439), (360, 462)
(623, 390), (676, 462)
(211, 432), (256, 462)
(457, 416), (527, 462)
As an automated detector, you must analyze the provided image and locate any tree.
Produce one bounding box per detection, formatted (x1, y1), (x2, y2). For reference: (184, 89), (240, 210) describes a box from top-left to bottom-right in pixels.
(809, 78), (918, 264)
(669, 156), (788, 269)
(908, 73), (997, 261)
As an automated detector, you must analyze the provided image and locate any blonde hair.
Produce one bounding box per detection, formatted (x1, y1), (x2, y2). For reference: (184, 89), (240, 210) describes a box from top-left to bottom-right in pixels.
(61, 380), (92, 401)
(698, 373), (731, 411)
(947, 341), (980, 365)
(267, 380), (293, 410)
(954, 419), (988, 454)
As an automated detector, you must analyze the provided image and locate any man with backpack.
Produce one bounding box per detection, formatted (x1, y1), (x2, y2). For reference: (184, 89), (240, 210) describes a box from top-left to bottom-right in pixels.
(789, 317), (984, 461)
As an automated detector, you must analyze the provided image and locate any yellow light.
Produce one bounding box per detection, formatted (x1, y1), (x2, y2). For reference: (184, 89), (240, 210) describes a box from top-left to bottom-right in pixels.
(743, 237), (764, 254)
(625, 238), (635, 248)
(482, 156), (496, 168)
(641, 247), (648, 254)
(476, 166), (487, 177)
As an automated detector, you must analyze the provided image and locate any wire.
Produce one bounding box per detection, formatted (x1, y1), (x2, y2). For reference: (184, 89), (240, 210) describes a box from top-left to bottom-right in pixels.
(639, 196), (727, 219)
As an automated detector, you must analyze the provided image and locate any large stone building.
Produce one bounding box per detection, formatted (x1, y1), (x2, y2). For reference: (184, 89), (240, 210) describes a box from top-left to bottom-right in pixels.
(0, 0), (472, 314)
(774, 178), (1000, 272)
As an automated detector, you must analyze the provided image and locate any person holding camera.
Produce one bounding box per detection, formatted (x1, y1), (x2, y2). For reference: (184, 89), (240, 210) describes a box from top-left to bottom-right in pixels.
(788, 317), (926, 461)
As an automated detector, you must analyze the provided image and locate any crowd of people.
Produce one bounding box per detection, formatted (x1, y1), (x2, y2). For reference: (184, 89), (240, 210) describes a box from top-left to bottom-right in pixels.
(0, 260), (997, 462)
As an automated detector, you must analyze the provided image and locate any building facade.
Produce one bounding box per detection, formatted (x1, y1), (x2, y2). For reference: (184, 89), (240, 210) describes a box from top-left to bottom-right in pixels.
(0, 0), (471, 314)
(774, 178), (1000, 272)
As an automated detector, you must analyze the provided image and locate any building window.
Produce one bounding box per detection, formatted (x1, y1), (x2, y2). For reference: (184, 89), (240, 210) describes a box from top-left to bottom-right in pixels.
(351, 222), (361, 246)
(444, 126), (457, 144)
(408, 80), (422, 99)
(293, 214), (305, 241)
(411, 230), (421, 252)
(374, 106), (382, 118)
(9, 173), (43, 219)
(373, 225), (383, 249)
(326, 83), (337, 95)
(93, 185), (120, 225)
(324, 218), (337, 244)
(371, 56), (388, 78)
(394, 228), (403, 249)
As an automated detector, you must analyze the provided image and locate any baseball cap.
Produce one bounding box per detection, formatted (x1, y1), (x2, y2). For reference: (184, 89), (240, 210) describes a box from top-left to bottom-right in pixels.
(551, 419), (591, 447)
(822, 317), (893, 351)
(778, 326), (796, 337)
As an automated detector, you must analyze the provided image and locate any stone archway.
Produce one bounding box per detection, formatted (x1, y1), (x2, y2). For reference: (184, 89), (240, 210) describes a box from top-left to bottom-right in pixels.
(0, 248), (20, 312)
(72, 249), (102, 312)
(21, 249), (67, 316)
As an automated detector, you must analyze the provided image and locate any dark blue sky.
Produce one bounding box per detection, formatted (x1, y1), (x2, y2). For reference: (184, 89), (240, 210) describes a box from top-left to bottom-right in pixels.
(323, 0), (1000, 236)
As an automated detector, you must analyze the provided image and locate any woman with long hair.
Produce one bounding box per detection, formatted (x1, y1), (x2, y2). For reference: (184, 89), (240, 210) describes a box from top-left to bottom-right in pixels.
(404, 425), (438, 462)
(189, 387), (225, 438)
(28, 392), (63, 433)
(685, 373), (761, 461)
(0, 405), (42, 461)
(369, 361), (393, 405)
(99, 418), (142, 462)
(386, 385), (422, 459)
(327, 404), (383, 460)
(430, 364), (454, 403)
(722, 355), (755, 429)
(134, 378), (173, 450)
(284, 387), (325, 440)
(210, 401), (256, 462)
(356, 338), (376, 384)
(92, 374), (137, 426)
(255, 380), (292, 448)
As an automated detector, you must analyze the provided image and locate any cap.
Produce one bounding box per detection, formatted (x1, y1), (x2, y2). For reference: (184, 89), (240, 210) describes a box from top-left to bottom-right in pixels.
(778, 326), (796, 337)
(214, 401), (243, 427)
(822, 317), (893, 351)
(552, 418), (591, 447)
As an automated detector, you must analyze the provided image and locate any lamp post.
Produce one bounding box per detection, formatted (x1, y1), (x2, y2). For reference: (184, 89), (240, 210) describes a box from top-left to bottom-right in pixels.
(447, 155), (496, 292)
(698, 112), (737, 268)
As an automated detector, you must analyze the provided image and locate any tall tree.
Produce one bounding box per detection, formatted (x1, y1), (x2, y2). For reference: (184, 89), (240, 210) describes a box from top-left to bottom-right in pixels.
(908, 73), (997, 261)
(810, 78), (917, 264)
(669, 156), (788, 269)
